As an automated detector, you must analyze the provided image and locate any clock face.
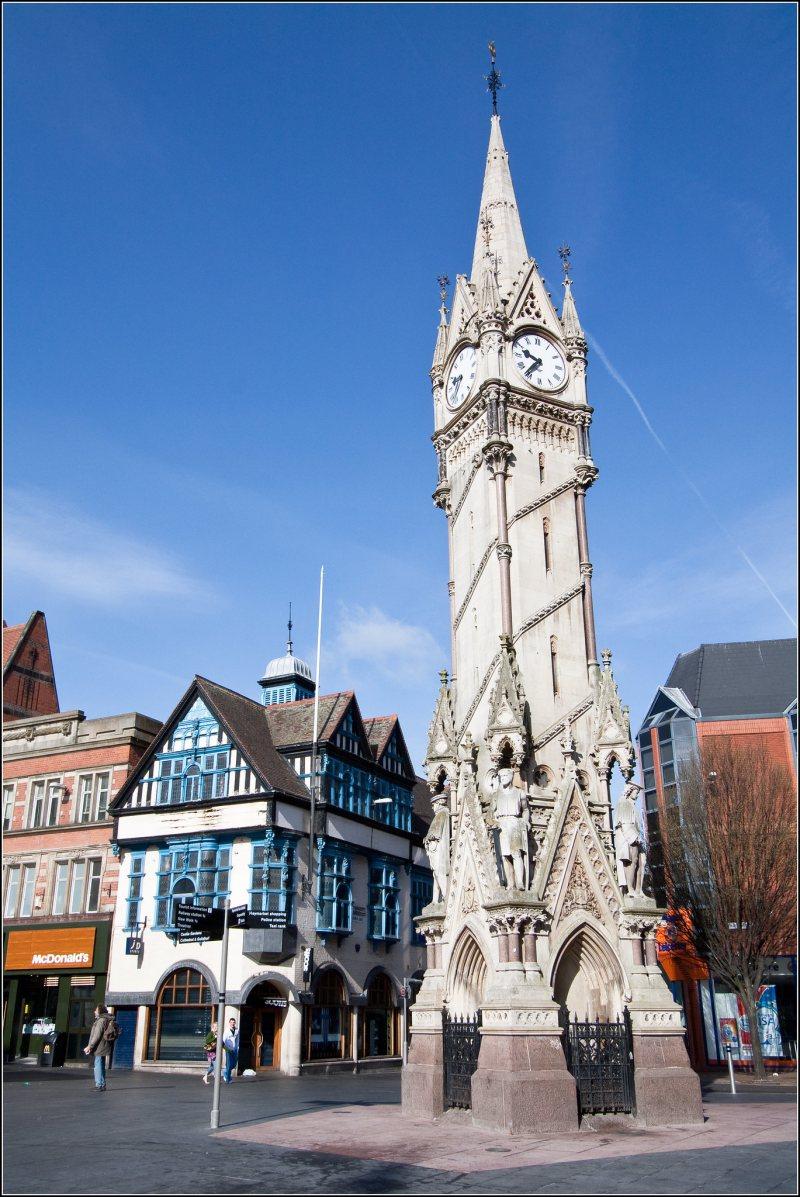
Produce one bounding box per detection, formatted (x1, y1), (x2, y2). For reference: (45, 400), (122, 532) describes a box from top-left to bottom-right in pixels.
(512, 333), (567, 391)
(446, 346), (478, 410)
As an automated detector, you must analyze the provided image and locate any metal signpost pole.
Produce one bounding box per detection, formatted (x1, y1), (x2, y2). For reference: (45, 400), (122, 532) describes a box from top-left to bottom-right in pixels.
(210, 899), (230, 1130)
(307, 566), (324, 909)
(725, 1042), (737, 1095)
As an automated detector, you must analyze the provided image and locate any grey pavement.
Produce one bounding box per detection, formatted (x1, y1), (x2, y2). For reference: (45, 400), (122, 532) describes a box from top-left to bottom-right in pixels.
(2, 1064), (796, 1195)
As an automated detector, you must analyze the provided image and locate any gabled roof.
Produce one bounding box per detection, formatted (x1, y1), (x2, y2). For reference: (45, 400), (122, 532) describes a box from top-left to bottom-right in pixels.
(363, 715), (396, 760)
(666, 639), (797, 720)
(3, 619), (28, 670)
(111, 676), (310, 811)
(264, 691), (356, 751)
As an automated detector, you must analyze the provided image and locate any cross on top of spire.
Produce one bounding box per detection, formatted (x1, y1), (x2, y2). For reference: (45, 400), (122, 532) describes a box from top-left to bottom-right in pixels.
(486, 42), (503, 115)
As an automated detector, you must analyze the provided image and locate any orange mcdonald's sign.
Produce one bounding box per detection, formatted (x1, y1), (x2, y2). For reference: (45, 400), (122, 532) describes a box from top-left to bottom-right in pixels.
(656, 909), (708, 982)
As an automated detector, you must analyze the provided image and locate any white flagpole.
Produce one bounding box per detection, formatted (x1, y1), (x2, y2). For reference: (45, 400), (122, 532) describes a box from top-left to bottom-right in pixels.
(308, 567), (324, 909)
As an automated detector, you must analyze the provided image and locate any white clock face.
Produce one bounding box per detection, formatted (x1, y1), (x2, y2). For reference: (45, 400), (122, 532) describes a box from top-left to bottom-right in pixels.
(512, 333), (567, 391)
(446, 346), (478, 410)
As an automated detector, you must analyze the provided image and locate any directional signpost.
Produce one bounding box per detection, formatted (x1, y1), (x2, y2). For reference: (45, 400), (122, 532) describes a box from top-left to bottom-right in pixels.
(175, 903), (225, 944)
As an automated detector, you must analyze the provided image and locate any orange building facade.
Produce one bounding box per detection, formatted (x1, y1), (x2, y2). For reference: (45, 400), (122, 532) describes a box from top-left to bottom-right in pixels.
(637, 639), (797, 1072)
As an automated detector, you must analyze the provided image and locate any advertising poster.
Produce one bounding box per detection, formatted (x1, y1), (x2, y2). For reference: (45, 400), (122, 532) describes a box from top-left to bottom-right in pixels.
(735, 986), (782, 1060)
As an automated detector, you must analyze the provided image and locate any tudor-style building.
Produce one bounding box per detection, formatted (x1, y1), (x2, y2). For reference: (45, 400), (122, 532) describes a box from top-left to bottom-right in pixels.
(104, 644), (432, 1075)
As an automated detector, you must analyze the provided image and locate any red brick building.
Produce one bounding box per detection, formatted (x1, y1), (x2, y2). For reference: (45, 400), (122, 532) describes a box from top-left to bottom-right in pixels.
(2, 614), (160, 1063)
(637, 638), (797, 1071)
(3, 612), (60, 721)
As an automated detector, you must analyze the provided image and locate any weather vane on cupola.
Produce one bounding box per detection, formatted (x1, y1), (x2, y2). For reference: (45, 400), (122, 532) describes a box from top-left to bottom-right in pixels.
(286, 603), (294, 654)
(486, 42), (503, 115)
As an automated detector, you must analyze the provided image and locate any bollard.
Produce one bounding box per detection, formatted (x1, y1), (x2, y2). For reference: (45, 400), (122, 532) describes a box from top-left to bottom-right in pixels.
(725, 1043), (737, 1094)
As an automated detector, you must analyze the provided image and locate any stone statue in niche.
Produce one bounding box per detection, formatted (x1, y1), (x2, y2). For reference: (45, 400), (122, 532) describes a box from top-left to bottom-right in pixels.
(424, 790), (451, 903)
(614, 780), (646, 896)
(486, 766), (530, 890)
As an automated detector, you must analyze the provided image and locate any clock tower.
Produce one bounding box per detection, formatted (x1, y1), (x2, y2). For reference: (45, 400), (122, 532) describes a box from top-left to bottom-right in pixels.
(403, 72), (703, 1134)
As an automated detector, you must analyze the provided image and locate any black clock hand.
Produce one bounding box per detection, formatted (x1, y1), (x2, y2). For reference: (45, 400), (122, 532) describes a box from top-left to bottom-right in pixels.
(451, 374), (462, 395)
(524, 358), (543, 379)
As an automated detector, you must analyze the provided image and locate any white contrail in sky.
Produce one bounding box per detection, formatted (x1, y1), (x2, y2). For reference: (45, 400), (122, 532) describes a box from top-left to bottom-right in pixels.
(587, 332), (797, 630)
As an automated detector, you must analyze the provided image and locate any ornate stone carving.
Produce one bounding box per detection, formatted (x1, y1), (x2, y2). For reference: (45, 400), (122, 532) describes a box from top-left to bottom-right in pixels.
(425, 794), (452, 903)
(461, 877), (478, 915)
(614, 781), (647, 897)
(482, 434), (513, 478)
(424, 670), (458, 790)
(590, 648), (635, 778)
(485, 765), (531, 891)
(560, 858), (602, 922)
(484, 637), (528, 769)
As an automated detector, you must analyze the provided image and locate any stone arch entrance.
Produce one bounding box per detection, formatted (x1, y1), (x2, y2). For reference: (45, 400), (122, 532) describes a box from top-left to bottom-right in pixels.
(239, 980), (285, 1072)
(552, 924), (625, 1022)
(446, 928), (489, 1017)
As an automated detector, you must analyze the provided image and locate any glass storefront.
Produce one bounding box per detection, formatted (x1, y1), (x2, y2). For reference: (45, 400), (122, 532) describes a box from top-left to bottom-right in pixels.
(305, 971), (349, 1061)
(700, 967), (797, 1064)
(146, 967), (212, 1061)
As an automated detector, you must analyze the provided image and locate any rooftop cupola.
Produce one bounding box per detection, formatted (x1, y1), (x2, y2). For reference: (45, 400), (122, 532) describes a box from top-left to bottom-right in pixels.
(259, 608), (315, 706)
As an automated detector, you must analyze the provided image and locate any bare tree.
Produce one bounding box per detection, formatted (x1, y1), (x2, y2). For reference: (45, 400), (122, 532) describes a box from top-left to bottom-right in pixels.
(661, 738), (796, 1079)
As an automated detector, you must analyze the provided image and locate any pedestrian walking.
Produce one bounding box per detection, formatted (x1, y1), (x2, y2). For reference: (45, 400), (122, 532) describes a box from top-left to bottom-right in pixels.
(83, 1005), (119, 1091)
(223, 1018), (239, 1084)
(203, 1021), (218, 1084)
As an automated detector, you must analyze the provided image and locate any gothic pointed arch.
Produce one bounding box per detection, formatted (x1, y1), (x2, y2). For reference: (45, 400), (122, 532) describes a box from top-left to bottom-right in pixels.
(446, 926), (490, 1017)
(550, 921), (627, 1021)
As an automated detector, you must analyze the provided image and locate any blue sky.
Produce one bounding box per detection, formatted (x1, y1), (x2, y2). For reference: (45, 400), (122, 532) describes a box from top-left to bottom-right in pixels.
(4, 3), (796, 767)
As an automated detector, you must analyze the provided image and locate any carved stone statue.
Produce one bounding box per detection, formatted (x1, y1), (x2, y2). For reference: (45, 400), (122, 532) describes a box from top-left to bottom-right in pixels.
(424, 792), (451, 903)
(486, 766), (530, 890)
(614, 781), (646, 896)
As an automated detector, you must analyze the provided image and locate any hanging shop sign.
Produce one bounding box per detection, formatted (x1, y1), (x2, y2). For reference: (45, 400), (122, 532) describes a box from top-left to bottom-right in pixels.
(126, 937), (144, 956)
(5, 927), (96, 971)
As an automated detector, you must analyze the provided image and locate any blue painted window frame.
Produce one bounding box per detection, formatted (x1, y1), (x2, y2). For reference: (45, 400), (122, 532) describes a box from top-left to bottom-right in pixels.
(125, 851), (146, 930)
(155, 747), (234, 806)
(250, 832), (297, 922)
(153, 837), (232, 930)
(317, 848), (352, 934)
(409, 871), (433, 943)
(369, 860), (400, 942)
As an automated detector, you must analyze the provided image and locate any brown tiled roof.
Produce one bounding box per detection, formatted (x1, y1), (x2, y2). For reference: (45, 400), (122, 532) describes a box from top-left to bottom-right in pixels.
(363, 715), (396, 760)
(264, 691), (354, 749)
(110, 676), (311, 812)
(196, 677), (310, 800)
(3, 616), (32, 670)
(411, 776), (433, 837)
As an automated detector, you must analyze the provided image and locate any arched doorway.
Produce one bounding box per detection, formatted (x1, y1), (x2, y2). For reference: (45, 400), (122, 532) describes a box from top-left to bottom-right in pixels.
(239, 980), (285, 1072)
(446, 929), (488, 1017)
(361, 973), (398, 1058)
(303, 970), (350, 1062)
(552, 925), (624, 1021)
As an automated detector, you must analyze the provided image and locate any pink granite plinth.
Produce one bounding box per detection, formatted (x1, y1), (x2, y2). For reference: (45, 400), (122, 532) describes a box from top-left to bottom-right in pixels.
(471, 1032), (580, 1135)
(632, 1033), (704, 1126)
(401, 1029), (445, 1119)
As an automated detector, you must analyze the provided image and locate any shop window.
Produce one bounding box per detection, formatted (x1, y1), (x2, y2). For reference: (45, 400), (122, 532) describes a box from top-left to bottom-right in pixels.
(305, 970), (349, 1061)
(3, 782), (15, 832)
(410, 872), (433, 944)
(317, 851), (352, 933)
(27, 778), (62, 829)
(369, 862), (400, 942)
(250, 833), (296, 921)
(125, 853), (146, 929)
(146, 967), (212, 1062)
(154, 840), (230, 929)
(362, 974), (397, 1058)
(4, 862), (37, 918)
(76, 773), (110, 823)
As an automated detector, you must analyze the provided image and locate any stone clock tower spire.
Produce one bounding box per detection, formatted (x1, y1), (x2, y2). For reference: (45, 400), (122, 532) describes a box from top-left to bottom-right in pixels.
(404, 52), (702, 1135)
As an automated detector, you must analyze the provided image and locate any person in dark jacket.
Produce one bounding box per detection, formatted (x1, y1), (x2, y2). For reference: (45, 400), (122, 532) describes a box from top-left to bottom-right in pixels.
(83, 1005), (115, 1091)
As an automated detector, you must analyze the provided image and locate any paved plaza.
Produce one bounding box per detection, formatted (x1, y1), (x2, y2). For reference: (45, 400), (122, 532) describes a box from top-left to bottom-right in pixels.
(3, 1064), (796, 1194)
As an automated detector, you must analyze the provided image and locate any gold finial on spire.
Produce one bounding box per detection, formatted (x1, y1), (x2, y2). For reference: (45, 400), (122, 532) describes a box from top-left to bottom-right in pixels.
(486, 42), (503, 115)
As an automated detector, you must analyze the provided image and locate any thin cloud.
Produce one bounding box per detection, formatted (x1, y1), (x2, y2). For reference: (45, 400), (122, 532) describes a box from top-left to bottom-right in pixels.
(329, 604), (445, 689)
(588, 333), (797, 630)
(4, 488), (216, 610)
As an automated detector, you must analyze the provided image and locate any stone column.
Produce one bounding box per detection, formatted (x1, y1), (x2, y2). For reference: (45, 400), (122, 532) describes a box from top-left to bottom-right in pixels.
(574, 461), (599, 687)
(281, 1002), (303, 1077)
(482, 424), (514, 639)
(471, 899), (579, 1135)
(622, 907), (704, 1126)
(402, 910), (446, 1118)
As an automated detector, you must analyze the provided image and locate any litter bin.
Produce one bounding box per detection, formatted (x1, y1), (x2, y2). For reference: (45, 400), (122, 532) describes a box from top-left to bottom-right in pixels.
(38, 1032), (67, 1068)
